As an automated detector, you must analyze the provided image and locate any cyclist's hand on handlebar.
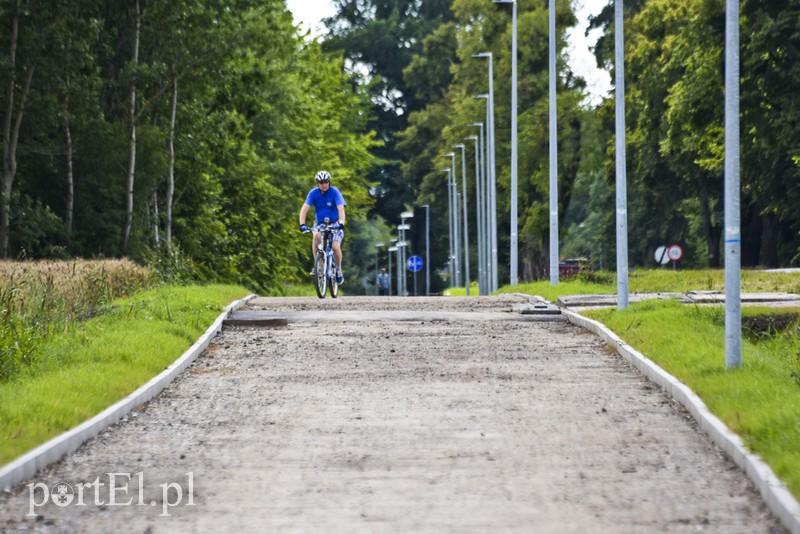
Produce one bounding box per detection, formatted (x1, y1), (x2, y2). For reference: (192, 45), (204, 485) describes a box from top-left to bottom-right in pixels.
(299, 224), (309, 233)
(331, 222), (343, 230)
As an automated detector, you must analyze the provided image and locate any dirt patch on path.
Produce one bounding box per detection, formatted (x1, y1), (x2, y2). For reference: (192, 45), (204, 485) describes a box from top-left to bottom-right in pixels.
(0, 296), (783, 532)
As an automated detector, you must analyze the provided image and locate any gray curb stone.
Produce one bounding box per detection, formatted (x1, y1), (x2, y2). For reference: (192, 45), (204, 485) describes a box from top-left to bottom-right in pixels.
(0, 294), (255, 493)
(563, 308), (800, 534)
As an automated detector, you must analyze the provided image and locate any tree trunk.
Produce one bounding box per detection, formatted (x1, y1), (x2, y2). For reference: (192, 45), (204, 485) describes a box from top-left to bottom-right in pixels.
(165, 72), (177, 254)
(2, 8), (34, 259)
(64, 95), (74, 239)
(760, 212), (779, 268)
(699, 192), (721, 268)
(120, 0), (141, 256)
(151, 189), (160, 248)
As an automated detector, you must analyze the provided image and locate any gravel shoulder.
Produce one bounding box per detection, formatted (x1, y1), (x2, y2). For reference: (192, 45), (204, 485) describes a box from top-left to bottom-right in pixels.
(0, 295), (784, 533)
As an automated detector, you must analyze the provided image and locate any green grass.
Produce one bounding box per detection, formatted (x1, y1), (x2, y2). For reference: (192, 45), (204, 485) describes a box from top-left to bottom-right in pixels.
(0, 284), (250, 466)
(583, 301), (800, 500)
(493, 268), (800, 301)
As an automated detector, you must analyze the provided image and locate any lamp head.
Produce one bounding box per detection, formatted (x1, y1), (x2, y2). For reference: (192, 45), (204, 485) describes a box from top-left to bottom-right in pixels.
(472, 52), (492, 59)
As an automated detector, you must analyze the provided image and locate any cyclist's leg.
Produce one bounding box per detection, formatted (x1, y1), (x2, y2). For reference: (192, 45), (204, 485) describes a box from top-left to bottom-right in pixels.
(312, 230), (322, 257)
(332, 229), (344, 283)
(332, 240), (342, 271)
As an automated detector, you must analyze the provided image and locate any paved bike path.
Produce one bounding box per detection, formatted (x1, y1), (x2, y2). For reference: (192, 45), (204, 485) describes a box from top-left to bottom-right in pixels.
(0, 296), (783, 532)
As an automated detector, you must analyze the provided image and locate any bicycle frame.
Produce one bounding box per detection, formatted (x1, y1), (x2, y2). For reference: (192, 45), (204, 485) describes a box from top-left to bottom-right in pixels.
(313, 224), (339, 299)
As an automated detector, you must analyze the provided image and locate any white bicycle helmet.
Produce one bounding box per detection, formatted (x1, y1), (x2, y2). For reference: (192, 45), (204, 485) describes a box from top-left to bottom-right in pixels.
(315, 170), (331, 183)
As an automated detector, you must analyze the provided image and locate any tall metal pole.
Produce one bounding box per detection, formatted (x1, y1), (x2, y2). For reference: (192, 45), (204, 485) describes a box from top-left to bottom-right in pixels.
(454, 144), (470, 295)
(445, 153), (460, 287)
(474, 97), (493, 292)
(375, 243), (384, 296)
(388, 244), (395, 296)
(423, 204), (430, 296)
(548, 0), (559, 286)
(467, 135), (482, 294)
(494, 0), (518, 285)
(397, 226), (403, 296)
(470, 108), (490, 294)
(442, 167), (454, 287)
(488, 55), (498, 292)
(478, 124), (487, 294)
(615, 0), (629, 310)
(474, 53), (498, 292)
(725, 0), (741, 368)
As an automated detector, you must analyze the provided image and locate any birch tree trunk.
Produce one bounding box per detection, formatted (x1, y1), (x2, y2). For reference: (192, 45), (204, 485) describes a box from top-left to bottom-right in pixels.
(64, 95), (74, 238)
(165, 72), (177, 253)
(2, 7), (34, 259)
(151, 189), (160, 248)
(120, 0), (141, 256)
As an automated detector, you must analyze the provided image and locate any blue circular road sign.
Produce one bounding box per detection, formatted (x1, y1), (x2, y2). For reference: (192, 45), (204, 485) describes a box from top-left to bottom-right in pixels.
(407, 255), (423, 272)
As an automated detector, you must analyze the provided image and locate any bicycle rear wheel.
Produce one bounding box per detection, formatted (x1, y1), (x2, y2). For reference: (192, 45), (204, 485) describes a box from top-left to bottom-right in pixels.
(314, 253), (326, 299)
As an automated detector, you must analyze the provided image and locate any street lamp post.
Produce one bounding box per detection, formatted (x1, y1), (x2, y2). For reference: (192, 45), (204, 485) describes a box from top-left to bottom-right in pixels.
(466, 134), (483, 294)
(375, 242), (384, 296)
(725, 0), (741, 368)
(443, 153), (460, 287)
(469, 120), (488, 294)
(472, 52), (498, 292)
(422, 204), (430, 296)
(400, 210), (414, 297)
(441, 167), (455, 287)
(494, 0), (518, 285)
(615, 0), (629, 310)
(388, 239), (397, 296)
(454, 144), (470, 296)
(472, 97), (493, 292)
(548, 0), (559, 286)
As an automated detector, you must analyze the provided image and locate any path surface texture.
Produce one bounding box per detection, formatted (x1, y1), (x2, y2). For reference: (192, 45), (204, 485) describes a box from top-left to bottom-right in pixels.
(0, 295), (784, 533)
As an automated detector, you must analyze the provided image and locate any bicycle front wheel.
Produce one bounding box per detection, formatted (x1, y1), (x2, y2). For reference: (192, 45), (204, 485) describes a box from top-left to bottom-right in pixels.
(314, 253), (327, 299)
(329, 266), (339, 298)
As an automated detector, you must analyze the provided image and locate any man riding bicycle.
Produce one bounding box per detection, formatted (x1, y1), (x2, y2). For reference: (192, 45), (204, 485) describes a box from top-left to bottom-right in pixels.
(299, 171), (347, 284)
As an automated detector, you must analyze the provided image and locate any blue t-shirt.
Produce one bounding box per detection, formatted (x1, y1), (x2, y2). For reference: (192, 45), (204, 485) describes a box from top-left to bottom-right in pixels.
(305, 185), (346, 224)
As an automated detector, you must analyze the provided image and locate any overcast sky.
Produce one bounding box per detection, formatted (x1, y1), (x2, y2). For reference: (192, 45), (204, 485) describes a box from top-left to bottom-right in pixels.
(285, 0), (611, 104)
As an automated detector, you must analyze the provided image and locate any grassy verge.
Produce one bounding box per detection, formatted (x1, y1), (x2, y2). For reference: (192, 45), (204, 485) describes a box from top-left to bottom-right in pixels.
(495, 268), (800, 301)
(1, 259), (153, 381)
(0, 284), (249, 466)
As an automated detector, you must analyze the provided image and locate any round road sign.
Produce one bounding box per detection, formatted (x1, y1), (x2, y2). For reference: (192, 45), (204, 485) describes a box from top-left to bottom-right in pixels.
(654, 246), (670, 265)
(407, 255), (423, 272)
(667, 245), (683, 261)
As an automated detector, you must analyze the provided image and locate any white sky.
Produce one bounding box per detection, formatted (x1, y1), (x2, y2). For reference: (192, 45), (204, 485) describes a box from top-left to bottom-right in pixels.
(285, 0), (611, 104)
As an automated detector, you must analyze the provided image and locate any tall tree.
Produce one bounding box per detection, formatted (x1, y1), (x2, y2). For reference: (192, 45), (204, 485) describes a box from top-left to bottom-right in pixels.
(323, 0), (454, 221)
(1, 1), (35, 258)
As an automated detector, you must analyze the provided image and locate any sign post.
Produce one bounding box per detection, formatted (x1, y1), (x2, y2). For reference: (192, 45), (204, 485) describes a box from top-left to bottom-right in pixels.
(408, 256), (423, 297)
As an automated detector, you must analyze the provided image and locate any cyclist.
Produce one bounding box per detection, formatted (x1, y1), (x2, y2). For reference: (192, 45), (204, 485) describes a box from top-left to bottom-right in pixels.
(298, 170), (347, 284)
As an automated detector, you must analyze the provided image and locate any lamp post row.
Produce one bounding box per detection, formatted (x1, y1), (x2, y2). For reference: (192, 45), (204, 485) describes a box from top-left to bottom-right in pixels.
(401, 0), (742, 375)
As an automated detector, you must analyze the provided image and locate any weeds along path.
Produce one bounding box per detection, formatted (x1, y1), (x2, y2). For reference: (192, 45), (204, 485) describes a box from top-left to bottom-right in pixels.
(0, 296), (783, 532)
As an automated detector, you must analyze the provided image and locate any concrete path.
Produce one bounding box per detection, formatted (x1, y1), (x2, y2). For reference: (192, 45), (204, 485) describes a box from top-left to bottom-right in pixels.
(0, 295), (784, 533)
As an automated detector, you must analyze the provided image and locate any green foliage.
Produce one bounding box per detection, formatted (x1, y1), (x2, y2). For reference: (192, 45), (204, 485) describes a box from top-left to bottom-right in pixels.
(0, 260), (152, 382)
(0, 284), (249, 465)
(2, 0), (378, 290)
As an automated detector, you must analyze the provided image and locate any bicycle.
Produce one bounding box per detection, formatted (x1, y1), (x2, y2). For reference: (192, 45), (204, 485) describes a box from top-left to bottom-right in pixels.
(305, 219), (340, 299)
